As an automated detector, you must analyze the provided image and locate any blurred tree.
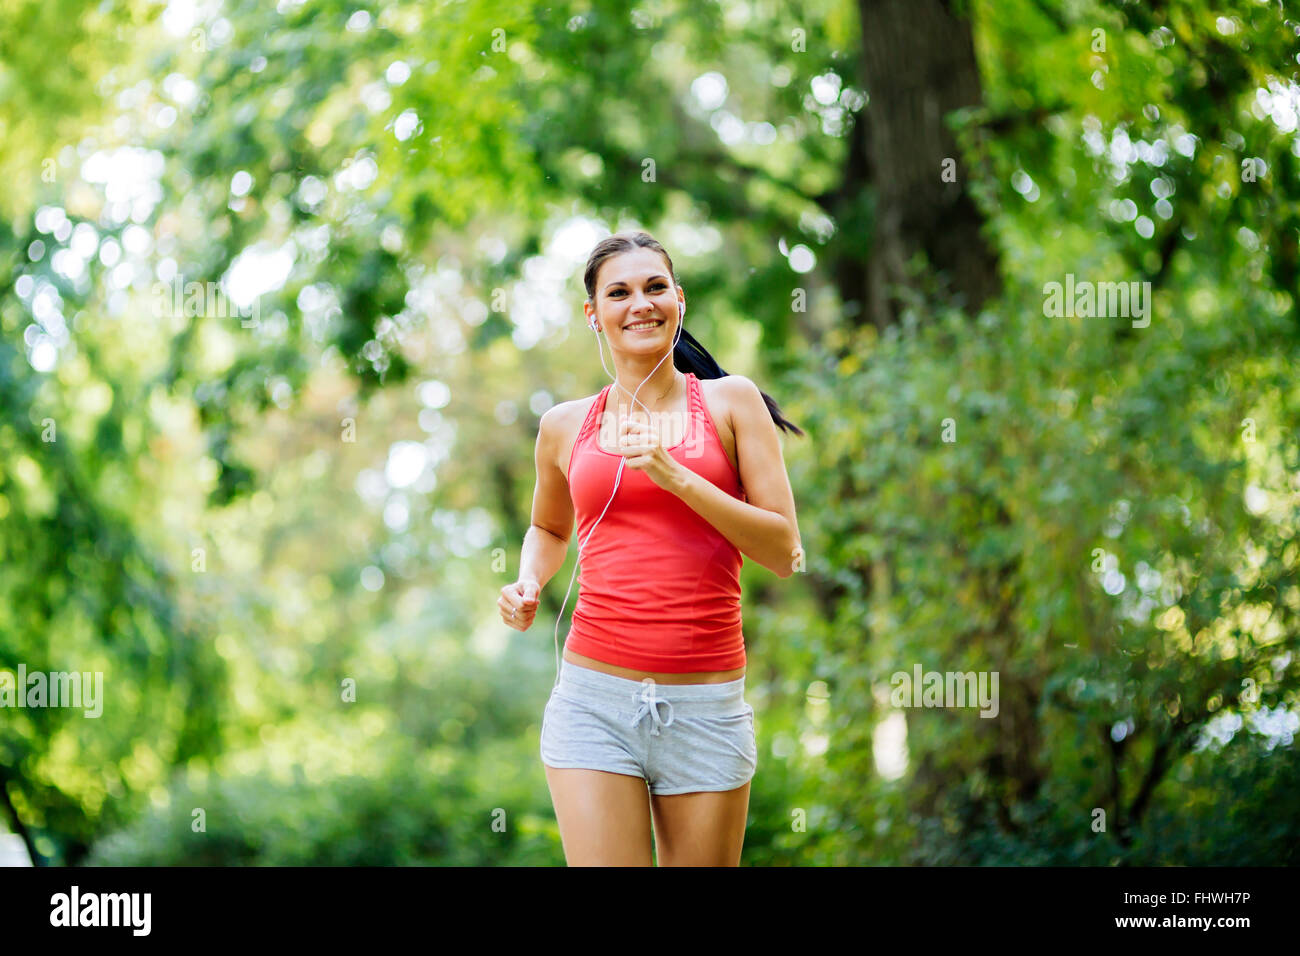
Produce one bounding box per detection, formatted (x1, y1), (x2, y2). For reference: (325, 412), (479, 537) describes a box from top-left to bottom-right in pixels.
(1, 0), (1297, 867)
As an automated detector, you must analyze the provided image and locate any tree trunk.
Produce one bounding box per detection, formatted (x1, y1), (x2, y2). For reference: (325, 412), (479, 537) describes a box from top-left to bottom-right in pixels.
(850, 0), (1002, 330)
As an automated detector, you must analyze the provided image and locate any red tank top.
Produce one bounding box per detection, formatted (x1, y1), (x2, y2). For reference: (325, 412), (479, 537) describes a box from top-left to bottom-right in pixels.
(564, 372), (747, 672)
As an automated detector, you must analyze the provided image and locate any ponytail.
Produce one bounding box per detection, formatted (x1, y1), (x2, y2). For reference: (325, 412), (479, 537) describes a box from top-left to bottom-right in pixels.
(672, 326), (805, 437)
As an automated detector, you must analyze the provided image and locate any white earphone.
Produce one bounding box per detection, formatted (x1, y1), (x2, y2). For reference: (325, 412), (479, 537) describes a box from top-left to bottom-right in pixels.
(550, 297), (685, 687)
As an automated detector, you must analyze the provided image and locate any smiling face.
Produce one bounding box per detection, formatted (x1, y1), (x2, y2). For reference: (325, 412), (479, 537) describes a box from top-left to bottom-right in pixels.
(586, 247), (684, 348)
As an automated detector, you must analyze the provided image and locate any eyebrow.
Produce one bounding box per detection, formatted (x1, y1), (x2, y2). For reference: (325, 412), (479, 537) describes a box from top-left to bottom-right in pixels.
(604, 274), (668, 291)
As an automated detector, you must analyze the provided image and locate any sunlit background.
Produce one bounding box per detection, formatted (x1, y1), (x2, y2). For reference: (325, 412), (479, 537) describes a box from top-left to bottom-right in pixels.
(2, 0), (1299, 865)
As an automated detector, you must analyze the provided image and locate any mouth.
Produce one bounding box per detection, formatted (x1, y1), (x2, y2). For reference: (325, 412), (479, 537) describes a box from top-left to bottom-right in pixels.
(624, 319), (665, 332)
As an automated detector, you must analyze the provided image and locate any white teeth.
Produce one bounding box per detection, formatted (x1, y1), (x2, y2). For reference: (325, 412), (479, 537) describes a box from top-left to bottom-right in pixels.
(626, 321), (663, 330)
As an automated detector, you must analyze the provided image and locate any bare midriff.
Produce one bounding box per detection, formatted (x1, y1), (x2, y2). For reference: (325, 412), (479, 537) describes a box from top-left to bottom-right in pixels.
(563, 648), (745, 684)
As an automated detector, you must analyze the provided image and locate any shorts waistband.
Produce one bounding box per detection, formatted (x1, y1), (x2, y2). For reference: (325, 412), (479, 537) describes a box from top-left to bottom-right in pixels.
(556, 658), (745, 717)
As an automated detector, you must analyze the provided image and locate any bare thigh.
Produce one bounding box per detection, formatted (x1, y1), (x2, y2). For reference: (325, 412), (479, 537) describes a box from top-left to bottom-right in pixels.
(650, 782), (751, 867)
(543, 766), (654, 866)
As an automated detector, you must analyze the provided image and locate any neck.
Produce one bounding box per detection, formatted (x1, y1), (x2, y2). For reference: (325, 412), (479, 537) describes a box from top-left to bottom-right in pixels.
(612, 360), (682, 413)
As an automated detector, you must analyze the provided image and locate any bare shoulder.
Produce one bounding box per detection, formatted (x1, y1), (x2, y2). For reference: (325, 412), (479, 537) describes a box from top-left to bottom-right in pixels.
(704, 373), (763, 426)
(544, 390), (603, 426)
(709, 373), (760, 398)
(539, 392), (603, 472)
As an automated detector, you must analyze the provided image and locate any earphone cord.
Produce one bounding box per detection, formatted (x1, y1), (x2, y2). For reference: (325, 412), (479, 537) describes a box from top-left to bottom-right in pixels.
(550, 309), (685, 689)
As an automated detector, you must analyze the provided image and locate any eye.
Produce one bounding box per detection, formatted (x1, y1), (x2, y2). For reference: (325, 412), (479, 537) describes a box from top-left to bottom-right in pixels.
(609, 283), (668, 297)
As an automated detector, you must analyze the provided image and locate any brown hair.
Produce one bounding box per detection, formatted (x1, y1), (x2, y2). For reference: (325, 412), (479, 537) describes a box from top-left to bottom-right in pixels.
(583, 231), (804, 437)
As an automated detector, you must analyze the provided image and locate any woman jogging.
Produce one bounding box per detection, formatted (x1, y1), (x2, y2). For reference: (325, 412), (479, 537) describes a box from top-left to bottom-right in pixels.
(499, 231), (804, 866)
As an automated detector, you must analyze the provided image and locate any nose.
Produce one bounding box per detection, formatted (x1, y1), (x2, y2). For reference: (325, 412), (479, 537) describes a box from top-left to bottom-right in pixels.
(627, 289), (654, 314)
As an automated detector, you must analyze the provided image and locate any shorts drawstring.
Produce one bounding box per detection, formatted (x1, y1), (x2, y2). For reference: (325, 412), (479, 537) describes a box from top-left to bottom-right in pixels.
(630, 678), (675, 735)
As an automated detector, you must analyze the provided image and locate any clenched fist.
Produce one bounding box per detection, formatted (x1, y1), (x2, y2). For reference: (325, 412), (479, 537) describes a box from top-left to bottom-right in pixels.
(500, 578), (541, 630)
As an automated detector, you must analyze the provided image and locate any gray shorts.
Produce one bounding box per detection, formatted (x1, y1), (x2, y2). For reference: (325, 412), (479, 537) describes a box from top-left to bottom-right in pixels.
(540, 658), (757, 796)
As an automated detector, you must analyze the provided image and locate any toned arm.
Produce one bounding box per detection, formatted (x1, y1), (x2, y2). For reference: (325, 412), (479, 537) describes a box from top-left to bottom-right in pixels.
(518, 404), (576, 589)
(670, 375), (802, 577)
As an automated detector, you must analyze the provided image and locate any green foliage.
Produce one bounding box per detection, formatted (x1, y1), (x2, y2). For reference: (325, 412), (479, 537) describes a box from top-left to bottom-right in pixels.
(2, 0), (1298, 867)
(907, 734), (1300, 866)
(781, 267), (1298, 861)
(86, 736), (562, 866)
